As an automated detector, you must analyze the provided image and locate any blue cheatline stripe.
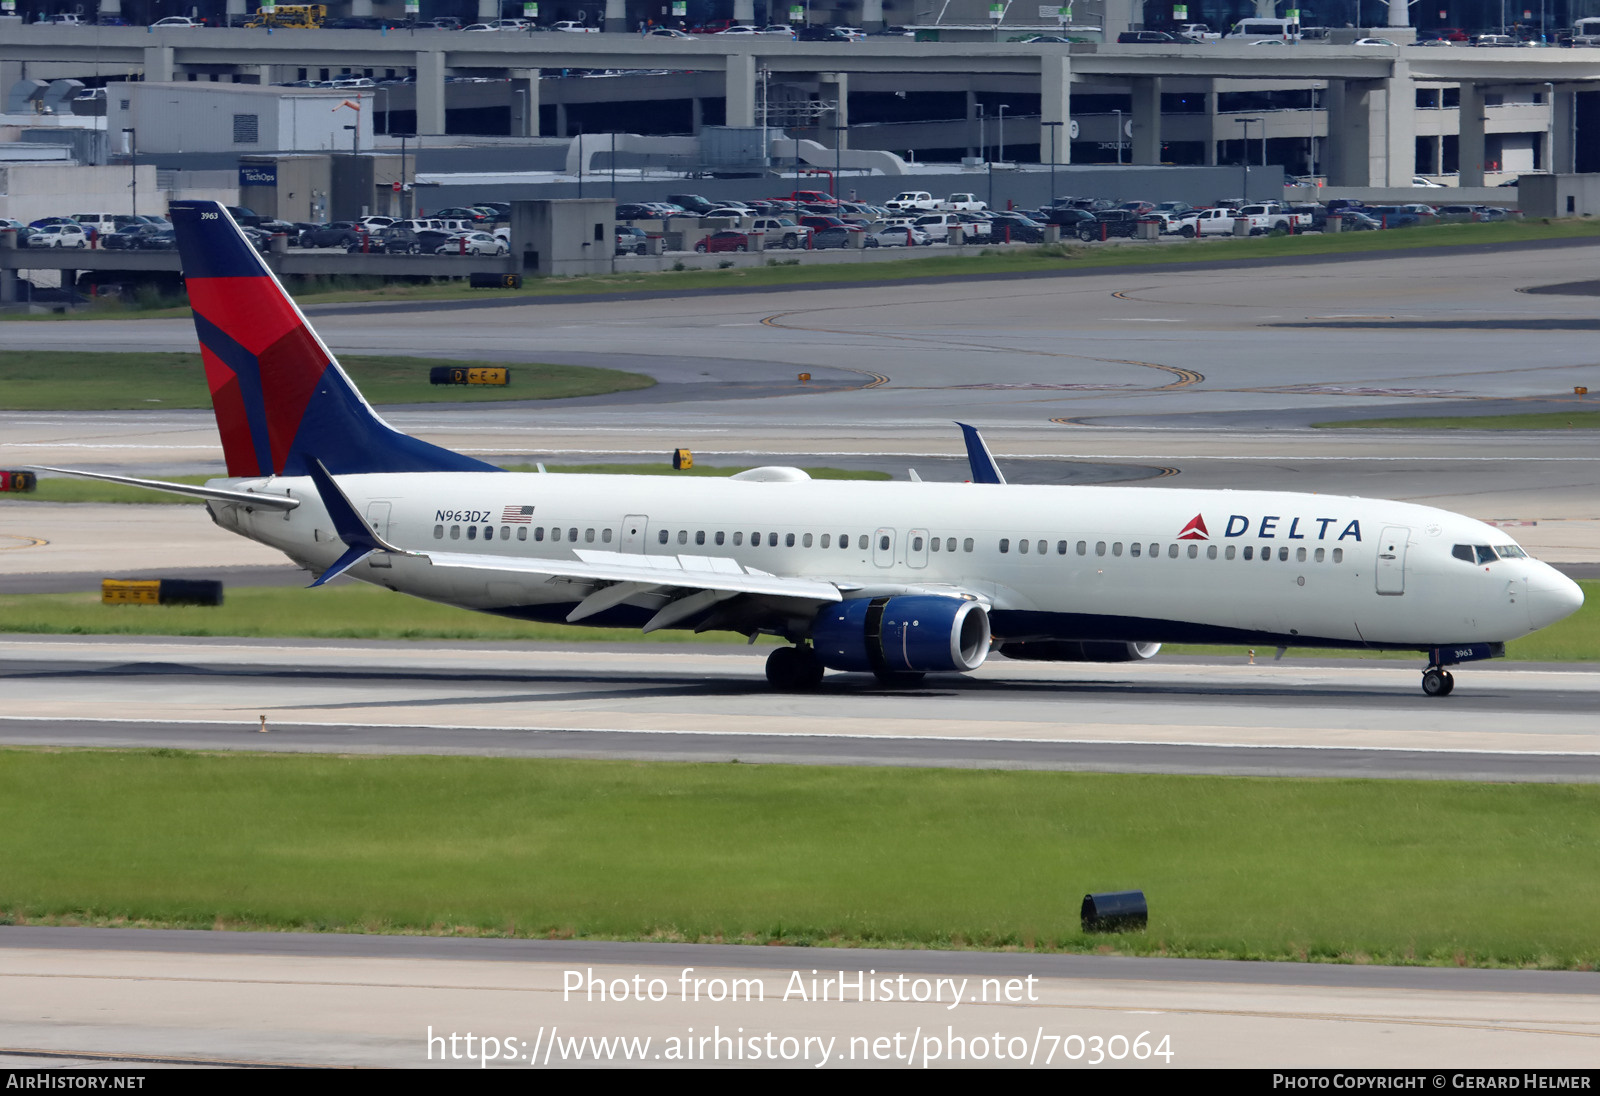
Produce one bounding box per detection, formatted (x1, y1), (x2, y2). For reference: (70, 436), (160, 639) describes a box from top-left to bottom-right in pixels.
(170, 200), (270, 280)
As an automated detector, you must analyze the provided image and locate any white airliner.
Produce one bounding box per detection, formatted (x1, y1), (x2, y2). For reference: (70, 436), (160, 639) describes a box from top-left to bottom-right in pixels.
(39, 201), (1584, 695)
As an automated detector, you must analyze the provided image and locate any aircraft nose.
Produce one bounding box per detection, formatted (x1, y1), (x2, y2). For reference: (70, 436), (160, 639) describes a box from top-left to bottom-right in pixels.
(1526, 570), (1585, 630)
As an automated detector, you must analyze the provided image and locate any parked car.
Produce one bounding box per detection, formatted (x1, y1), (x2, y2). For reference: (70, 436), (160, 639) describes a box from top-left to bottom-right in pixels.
(346, 226), (423, 254)
(1337, 210), (1382, 230)
(865, 223), (933, 247)
(885, 191), (941, 212)
(1076, 209), (1142, 240)
(646, 27), (696, 38)
(986, 212), (1047, 242)
(300, 221), (365, 248)
(436, 231), (509, 256)
(615, 225), (651, 255)
(695, 230), (754, 253)
(102, 223), (166, 250)
(1116, 30), (1199, 43)
(1362, 206), (1422, 228)
(550, 20), (599, 32)
(432, 207), (491, 223)
(810, 225), (869, 249)
(149, 16), (205, 27)
(665, 193), (718, 214)
(33, 223), (90, 248)
(796, 25), (854, 41)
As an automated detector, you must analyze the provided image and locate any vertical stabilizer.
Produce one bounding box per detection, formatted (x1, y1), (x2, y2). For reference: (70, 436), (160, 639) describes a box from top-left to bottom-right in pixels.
(169, 200), (499, 477)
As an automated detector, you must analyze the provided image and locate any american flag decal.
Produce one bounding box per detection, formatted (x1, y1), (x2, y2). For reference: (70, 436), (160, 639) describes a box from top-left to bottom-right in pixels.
(502, 505), (534, 523)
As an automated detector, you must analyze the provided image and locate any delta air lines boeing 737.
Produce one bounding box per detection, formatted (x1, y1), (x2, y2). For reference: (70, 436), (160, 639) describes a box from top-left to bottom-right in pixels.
(39, 201), (1584, 694)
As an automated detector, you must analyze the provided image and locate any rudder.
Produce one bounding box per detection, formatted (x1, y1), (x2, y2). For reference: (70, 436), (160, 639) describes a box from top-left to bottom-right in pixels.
(169, 200), (498, 478)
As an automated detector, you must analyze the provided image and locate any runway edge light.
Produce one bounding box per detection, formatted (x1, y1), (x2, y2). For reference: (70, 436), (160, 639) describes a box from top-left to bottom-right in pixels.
(1082, 890), (1148, 934)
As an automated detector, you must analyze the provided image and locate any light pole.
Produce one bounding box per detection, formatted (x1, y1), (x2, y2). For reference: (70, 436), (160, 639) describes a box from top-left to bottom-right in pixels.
(399, 133), (411, 219)
(1235, 116), (1259, 197)
(343, 124), (358, 157)
(977, 102), (986, 163)
(997, 103), (1009, 166)
(121, 127), (136, 218)
(1113, 107), (1122, 165)
(830, 124), (845, 198)
(1042, 120), (1063, 206)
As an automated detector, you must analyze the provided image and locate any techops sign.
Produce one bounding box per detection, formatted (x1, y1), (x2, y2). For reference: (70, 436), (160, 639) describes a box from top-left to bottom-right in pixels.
(239, 165), (278, 187)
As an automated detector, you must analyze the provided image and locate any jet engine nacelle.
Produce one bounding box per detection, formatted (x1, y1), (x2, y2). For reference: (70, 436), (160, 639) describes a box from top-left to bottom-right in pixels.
(812, 595), (992, 674)
(998, 640), (1162, 663)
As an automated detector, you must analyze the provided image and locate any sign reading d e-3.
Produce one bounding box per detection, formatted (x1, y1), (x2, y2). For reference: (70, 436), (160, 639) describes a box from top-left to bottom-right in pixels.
(429, 366), (511, 386)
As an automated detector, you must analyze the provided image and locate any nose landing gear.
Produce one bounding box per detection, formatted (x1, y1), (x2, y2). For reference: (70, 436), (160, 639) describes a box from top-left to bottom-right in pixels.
(1421, 667), (1455, 697)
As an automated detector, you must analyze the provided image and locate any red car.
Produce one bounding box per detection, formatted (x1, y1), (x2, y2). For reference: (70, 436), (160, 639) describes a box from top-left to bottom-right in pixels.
(695, 230), (752, 253)
(788, 189), (837, 206)
(1433, 26), (1469, 41)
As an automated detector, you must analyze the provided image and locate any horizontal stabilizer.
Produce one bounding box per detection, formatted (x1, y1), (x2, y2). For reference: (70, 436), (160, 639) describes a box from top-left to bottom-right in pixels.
(30, 466), (299, 510)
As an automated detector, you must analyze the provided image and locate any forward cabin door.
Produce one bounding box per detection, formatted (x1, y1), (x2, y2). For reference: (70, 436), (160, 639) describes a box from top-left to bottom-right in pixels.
(1375, 526), (1408, 595)
(620, 515), (649, 554)
(873, 527), (896, 568)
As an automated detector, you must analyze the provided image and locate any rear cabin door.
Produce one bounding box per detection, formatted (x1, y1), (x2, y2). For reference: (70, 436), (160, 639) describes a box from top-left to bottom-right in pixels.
(365, 502), (392, 568)
(620, 515), (649, 554)
(1375, 525), (1408, 595)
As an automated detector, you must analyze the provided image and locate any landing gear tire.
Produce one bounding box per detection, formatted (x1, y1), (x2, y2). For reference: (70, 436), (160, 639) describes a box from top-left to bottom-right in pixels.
(1421, 668), (1455, 697)
(766, 645), (824, 691)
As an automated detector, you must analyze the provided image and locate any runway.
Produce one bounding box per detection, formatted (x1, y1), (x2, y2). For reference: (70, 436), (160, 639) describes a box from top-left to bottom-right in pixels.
(1, 927), (1596, 1069)
(3, 636), (1597, 781)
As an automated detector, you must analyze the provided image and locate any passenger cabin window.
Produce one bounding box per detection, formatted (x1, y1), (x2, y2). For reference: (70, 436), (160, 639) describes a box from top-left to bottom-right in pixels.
(1129, 542), (1141, 558)
(1057, 541), (1067, 555)
(434, 524), (444, 539)
(820, 534), (831, 548)
(535, 527), (545, 541)
(1278, 546), (1288, 562)
(1207, 545), (1217, 560)
(999, 539), (1010, 554)
(803, 534), (813, 548)
(911, 536), (923, 551)
(658, 530), (669, 545)
(677, 530), (688, 545)
(769, 533), (779, 547)
(1035, 540), (1046, 555)
(1095, 542), (1106, 557)
(787, 533), (796, 547)
(1019, 539), (1029, 554)
(1077, 541), (1088, 556)
(602, 529), (612, 543)
(859, 535), (869, 550)
(484, 527), (493, 541)
(1168, 544), (1179, 559)
(1188, 545), (1199, 559)
(733, 532), (744, 546)
(586, 528), (596, 543)
(568, 528), (577, 542)
(1243, 546), (1253, 560)
(518, 528), (527, 541)
(696, 531), (706, 546)
(1296, 547), (1306, 562)
(1225, 545), (1235, 560)
(450, 525), (460, 540)
(962, 538), (973, 553)
(1333, 548), (1344, 563)
(1111, 542), (1123, 557)
(501, 526), (511, 540)
(716, 531), (726, 546)
(467, 526), (477, 541)
(1314, 547), (1324, 562)
(930, 537), (940, 552)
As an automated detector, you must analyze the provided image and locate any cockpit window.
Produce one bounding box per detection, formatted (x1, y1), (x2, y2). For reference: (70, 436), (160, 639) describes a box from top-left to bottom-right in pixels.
(1475, 545), (1499, 564)
(1496, 545), (1527, 559)
(1452, 545), (1474, 563)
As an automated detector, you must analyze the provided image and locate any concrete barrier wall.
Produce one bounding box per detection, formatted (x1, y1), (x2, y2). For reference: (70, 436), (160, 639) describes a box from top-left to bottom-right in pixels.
(1283, 185), (1518, 206)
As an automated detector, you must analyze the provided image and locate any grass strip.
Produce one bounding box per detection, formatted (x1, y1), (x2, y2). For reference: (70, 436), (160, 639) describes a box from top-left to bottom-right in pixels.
(0, 351), (652, 411)
(10, 220), (1600, 318)
(0, 583), (777, 644)
(10, 464), (888, 505)
(0, 580), (1590, 657)
(1, 750), (1596, 968)
(1314, 410), (1600, 431)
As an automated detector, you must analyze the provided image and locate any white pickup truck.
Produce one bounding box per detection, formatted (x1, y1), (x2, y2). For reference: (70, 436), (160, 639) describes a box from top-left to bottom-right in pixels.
(938, 193), (989, 212)
(884, 191), (941, 212)
(1177, 203), (1309, 237)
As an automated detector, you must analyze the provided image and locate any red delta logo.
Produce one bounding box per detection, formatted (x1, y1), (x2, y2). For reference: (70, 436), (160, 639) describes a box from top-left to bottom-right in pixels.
(1176, 514), (1209, 541)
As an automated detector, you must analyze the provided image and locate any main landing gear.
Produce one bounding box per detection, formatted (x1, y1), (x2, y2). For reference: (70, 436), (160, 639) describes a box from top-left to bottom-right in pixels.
(1421, 667), (1455, 697)
(765, 645), (825, 691)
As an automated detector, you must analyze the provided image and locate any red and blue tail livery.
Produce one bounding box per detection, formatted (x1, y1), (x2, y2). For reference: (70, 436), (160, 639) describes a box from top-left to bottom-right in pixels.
(168, 200), (498, 478)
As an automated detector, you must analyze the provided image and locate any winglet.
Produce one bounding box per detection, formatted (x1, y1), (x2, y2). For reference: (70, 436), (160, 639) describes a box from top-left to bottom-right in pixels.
(302, 455), (411, 587)
(956, 422), (1006, 485)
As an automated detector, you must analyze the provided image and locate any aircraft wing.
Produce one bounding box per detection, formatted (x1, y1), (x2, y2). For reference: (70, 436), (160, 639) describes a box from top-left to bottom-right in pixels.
(420, 548), (844, 632)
